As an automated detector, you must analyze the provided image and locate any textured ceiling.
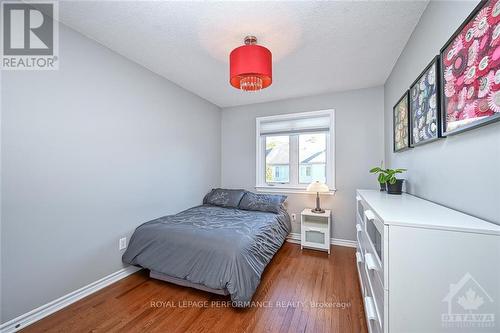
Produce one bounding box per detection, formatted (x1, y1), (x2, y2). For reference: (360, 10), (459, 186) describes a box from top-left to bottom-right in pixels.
(57, 1), (428, 107)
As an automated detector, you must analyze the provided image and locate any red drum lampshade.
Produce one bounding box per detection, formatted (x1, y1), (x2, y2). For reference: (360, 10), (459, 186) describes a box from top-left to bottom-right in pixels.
(230, 36), (272, 92)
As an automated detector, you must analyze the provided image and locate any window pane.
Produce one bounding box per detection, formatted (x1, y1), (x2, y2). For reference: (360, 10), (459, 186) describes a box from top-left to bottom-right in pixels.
(265, 136), (289, 183)
(299, 133), (326, 184)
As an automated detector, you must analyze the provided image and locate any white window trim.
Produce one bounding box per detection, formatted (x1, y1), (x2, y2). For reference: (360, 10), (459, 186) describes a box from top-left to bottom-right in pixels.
(255, 109), (336, 194)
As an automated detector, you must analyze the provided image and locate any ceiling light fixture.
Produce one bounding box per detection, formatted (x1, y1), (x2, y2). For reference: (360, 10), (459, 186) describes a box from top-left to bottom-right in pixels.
(229, 36), (272, 92)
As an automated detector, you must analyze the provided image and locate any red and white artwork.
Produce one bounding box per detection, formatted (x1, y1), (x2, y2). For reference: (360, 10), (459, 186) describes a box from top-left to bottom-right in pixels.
(441, 0), (500, 134)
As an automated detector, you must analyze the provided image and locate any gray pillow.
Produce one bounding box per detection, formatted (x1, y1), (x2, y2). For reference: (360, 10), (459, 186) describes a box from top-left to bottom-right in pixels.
(204, 188), (247, 208)
(239, 192), (287, 214)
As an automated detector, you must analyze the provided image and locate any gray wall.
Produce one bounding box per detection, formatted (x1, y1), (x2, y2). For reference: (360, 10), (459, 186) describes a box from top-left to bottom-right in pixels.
(221, 87), (385, 241)
(384, 0), (500, 224)
(1, 24), (221, 322)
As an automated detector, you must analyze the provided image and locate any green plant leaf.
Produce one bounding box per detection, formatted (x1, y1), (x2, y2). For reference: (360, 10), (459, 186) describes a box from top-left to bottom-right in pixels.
(377, 174), (386, 183)
(370, 167), (381, 173)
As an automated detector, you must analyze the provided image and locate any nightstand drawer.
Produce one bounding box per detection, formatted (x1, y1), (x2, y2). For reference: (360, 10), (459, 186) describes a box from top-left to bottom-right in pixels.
(302, 215), (329, 227)
(304, 227), (327, 244)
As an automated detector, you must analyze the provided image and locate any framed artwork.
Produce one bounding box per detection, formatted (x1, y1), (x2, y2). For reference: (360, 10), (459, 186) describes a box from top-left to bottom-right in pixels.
(409, 56), (441, 147)
(440, 0), (500, 135)
(393, 91), (410, 152)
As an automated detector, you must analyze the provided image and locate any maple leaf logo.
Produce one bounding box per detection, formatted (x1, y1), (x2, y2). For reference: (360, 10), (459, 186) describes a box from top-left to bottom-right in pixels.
(457, 288), (484, 311)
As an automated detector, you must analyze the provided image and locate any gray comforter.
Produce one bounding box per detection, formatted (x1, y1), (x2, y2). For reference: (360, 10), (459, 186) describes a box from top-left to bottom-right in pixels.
(122, 204), (291, 305)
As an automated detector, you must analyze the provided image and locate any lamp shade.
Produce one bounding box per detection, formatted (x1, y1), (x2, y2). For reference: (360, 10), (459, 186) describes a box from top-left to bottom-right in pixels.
(306, 181), (329, 193)
(229, 36), (272, 91)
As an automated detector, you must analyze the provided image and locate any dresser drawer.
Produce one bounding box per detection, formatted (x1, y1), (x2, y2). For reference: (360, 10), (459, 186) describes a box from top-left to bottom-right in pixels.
(363, 210), (385, 288)
(356, 251), (366, 296)
(356, 223), (364, 250)
(369, 318), (382, 333)
(364, 248), (384, 289)
(356, 195), (366, 224)
(356, 193), (386, 332)
(364, 256), (384, 330)
(356, 211), (365, 229)
(357, 225), (372, 258)
(363, 293), (382, 333)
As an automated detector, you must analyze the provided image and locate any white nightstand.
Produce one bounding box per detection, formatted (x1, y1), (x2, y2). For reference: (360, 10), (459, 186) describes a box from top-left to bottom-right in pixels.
(300, 209), (331, 254)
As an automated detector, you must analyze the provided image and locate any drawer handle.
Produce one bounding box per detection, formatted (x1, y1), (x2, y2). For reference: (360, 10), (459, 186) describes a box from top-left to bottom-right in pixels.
(364, 209), (376, 221)
(356, 252), (363, 263)
(364, 296), (378, 321)
(365, 253), (379, 271)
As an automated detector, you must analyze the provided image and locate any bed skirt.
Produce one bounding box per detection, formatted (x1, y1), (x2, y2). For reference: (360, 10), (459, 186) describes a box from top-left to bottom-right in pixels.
(149, 270), (230, 296)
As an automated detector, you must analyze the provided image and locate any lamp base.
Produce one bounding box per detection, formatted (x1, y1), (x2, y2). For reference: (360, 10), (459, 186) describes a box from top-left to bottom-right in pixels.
(312, 192), (325, 214)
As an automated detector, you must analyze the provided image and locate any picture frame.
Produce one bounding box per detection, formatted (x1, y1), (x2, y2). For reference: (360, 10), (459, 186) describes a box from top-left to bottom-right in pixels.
(409, 55), (442, 147)
(393, 91), (411, 152)
(439, 0), (500, 136)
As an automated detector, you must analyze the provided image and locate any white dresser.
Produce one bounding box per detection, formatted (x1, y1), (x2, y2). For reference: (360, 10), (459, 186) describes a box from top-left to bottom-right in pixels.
(355, 189), (500, 333)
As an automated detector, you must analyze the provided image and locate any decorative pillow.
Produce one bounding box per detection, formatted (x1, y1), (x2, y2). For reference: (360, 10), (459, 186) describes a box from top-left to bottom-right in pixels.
(239, 192), (287, 214)
(204, 188), (247, 208)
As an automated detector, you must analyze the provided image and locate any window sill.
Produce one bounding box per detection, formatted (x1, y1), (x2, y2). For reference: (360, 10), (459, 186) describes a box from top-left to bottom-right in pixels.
(255, 186), (336, 195)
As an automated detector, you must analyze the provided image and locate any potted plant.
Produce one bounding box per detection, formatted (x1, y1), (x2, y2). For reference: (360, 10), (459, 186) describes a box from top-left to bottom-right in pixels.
(369, 164), (387, 191)
(381, 168), (407, 195)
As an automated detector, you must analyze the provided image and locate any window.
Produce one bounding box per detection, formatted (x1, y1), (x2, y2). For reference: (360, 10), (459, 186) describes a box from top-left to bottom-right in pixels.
(299, 133), (326, 184)
(256, 110), (335, 193)
(265, 136), (289, 183)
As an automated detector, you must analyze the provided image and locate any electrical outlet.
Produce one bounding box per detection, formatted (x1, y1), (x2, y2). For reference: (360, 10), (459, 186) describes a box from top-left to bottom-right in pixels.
(291, 213), (296, 222)
(119, 237), (127, 250)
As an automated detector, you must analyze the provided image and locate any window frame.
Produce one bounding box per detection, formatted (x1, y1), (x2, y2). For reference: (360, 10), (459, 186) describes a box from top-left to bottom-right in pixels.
(255, 109), (336, 194)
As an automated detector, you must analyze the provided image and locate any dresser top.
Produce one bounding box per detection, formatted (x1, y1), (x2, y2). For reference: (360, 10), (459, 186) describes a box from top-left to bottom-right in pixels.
(357, 190), (500, 235)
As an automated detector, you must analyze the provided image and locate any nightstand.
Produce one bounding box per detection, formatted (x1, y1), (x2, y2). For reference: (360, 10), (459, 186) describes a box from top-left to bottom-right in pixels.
(300, 209), (331, 254)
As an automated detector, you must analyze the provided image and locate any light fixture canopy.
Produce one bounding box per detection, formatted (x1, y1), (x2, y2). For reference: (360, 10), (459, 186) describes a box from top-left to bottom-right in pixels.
(229, 36), (272, 92)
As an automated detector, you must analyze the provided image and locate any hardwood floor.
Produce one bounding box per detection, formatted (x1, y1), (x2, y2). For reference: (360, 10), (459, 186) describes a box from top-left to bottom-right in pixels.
(22, 243), (367, 333)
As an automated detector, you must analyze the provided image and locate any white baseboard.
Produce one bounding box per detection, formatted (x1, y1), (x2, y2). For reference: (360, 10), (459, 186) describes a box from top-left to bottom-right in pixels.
(287, 233), (301, 244)
(330, 237), (357, 248)
(0, 266), (141, 333)
(286, 232), (356, 248)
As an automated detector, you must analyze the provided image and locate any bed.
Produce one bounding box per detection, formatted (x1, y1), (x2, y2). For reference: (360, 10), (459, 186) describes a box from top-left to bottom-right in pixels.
(122, 189), (291, 306)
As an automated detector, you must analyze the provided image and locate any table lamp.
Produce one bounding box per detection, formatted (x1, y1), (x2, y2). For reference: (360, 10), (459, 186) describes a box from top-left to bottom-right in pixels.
(307, 181), (329, 213)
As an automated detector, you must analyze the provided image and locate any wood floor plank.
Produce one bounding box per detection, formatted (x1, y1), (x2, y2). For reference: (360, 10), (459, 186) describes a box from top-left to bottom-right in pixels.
(20, 243), (367, 333)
